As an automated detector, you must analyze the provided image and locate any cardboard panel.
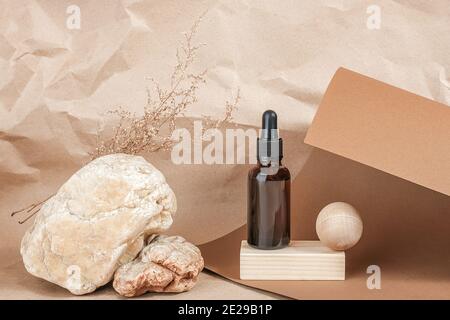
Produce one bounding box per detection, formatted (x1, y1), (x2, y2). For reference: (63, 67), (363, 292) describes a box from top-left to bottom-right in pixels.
(304, 68), (450, 196)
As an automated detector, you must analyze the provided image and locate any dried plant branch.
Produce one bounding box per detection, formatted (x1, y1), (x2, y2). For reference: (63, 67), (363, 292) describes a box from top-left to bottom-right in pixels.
(202, 89), (240, 134)
(91, 14), (236, 159)
(11, 15), (240, 223)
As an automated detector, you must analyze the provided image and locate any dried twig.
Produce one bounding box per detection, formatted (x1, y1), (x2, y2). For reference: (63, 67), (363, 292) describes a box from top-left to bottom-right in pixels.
(11, 194), (53, 224)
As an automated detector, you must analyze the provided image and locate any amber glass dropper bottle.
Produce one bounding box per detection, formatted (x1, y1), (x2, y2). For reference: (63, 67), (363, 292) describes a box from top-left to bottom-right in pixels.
(247, 110), (290, 250)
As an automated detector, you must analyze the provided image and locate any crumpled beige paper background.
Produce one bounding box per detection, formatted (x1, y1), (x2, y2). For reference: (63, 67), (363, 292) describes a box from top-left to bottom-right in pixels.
(1, 0), (449, 299)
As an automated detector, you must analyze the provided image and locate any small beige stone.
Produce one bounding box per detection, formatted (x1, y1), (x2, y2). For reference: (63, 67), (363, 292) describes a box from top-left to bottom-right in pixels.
(20, 154), (177, 295)
(113, 235), (204, 297)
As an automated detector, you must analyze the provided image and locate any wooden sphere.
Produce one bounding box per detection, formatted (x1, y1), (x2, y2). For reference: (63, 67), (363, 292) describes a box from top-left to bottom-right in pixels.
(316, 202), (363, 251)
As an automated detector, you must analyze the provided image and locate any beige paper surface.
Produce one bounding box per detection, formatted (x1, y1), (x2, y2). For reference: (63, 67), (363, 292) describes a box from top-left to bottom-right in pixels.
(1, 0), (449, 299)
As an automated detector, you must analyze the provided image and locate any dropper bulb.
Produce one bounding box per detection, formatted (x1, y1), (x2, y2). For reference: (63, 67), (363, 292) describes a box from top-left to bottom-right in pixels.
(257, 109), (283, 162)
(261, 110), (278, 139)
(262, 110), (277, 130)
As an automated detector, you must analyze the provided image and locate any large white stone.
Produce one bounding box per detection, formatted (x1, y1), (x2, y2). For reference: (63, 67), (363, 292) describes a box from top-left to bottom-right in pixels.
(20, 153), (177, 295)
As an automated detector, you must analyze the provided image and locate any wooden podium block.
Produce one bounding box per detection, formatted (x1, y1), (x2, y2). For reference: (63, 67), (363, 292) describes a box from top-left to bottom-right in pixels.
(240, 240), (345, 280)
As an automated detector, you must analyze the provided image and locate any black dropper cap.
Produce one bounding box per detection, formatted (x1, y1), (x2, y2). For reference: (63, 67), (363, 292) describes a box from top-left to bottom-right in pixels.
(257, 110), (283, 165)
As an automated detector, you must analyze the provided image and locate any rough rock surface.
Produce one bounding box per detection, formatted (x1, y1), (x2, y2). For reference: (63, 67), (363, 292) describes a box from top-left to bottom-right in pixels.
(113, 235), (204, 297)
(21, 154), (177, 295)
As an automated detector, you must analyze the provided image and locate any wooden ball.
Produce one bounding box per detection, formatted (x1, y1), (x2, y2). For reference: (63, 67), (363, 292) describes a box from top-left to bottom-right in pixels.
(316, 202), (363, 251)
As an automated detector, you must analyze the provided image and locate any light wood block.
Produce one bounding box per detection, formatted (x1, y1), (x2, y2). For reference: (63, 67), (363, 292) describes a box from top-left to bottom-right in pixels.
(240, 240), (345, 280)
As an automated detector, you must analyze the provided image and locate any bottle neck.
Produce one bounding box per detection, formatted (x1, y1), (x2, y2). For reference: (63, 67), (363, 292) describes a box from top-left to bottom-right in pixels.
(256, 137), (283, 166)
(257, 159), (282, 167)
